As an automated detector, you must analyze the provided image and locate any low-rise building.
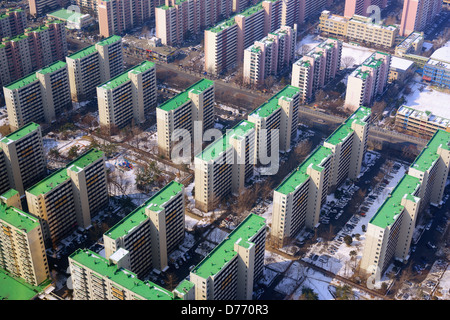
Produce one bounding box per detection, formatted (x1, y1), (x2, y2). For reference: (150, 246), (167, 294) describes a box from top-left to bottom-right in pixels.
(395, 106), (450, 139)
(388, 56), (415, 83)
(422, 47), (450, 89)
(395, 31), (424, 57)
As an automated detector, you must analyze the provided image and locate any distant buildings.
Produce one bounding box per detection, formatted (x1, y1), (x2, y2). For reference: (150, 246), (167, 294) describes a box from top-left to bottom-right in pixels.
(399, 0), (443, 37)
(97, 60), (157, 130)
(344, 51), (391, 110)
(0, 123), (46, 196)
(0, 20), (67, 88)
(66, 35), (124, 102)
(243, 25), (297, 86)
(422, 47), (450, 89)
(4, 61), (71, 131)
(344, 0), (388, 18)
(318, 10), (398, 48)
(0, 8), (26, 39)
(29, 0), (67, 16)
(47, 8), (95, 29)
(361, 130), (450, 279)
(26, 149), (108, 247)
(194, 120), (256, 212)
(156, 79), (215, 158)
(189, 213), (266, 300)
(291, 38), (342, 103)
(103, 181), (185, 275)
(271, 107), (370, 247)
(395, 106), (450, 138)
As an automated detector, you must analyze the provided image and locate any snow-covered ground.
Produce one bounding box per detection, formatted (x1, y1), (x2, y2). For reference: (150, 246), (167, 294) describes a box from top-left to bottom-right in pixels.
(341, 42), (375, 67)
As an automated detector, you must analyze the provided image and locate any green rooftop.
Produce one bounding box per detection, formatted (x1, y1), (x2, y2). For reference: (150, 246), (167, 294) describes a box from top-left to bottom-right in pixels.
(325, 106), (371, 145)
(276, 145), (333, 195)
(105, 181), (184, 240)
(370, 174), (421, 229)
(66, 149), (104, 173)
(67, 44), (97, 60)
(195, 120), (254, 162)
(47, 8), (84, 22)
(96, 35), (122, 46)
(69, 249), (178, 300)
(249, 86), (300, 119)
(0, 268), (51, 300)
(98, 61), (154, 90)
(3, 72), (38, 91)
(1, 189), (18, 200)
(0, 204), (40, 233)
(26, 168), (69, 197)
(0, 122), (40, 144)
(208, 16), (237, 33)
(158, 79), (214, 112)
(410, 130), (450, 173)
(191, 213), (265, 278)
(36, 61), (67, 75)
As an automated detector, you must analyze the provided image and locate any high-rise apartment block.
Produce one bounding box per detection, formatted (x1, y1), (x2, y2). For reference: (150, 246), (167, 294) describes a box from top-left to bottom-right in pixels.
(361, 130), (450, 279)
(66, 35), (123, 102)
(189, 213), (266, 300)
(0, 201), (50, 287)
(345, 51), (391, 110)
(4, 61), (71, 131)
(194, 120), (256, 212)
(29, 0), (67, 16)
(157, 79), (215, 158)
(399, 0), (443, 37)
(104, 181), (185, 275)
(319, 11), (399, 48)
(271, 107), (370, 247)
(98, 0), (160, 37)
(97, 60), (157, 130)
(344, 0), (388, 18)
(0, 20), (67, 88)
(0, 123), (46, 196)
(26, 149), (108, 247)
(243, 25), (297, 86)
(291, 38), (342, 103)
(69, 248), (191, 300)
(0, 8), (27, 39)
(247, 85), (300, 160)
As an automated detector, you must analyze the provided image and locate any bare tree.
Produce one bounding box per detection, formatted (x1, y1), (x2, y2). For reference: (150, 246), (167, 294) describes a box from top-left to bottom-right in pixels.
(341, 56), (356, 69)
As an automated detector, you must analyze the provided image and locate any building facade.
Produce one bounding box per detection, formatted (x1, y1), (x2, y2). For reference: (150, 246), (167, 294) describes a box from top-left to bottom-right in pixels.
(0, 8), (27, 39)
(103, 180), (185, 275)
(395, 106), (450, 138)
(399, 0), (443, 37)
(395, 31), (424, 57)
(97, 60), (157, 130)
(344, 0), (388, 18)
(422, 47), (450, 89)
(345, 51), (391, 110)
(66, 35), (124, 102)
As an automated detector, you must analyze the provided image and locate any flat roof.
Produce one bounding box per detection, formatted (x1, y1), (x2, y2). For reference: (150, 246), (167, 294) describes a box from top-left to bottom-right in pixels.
(0, 268), (50, 300)
(3, 72), (38, 91)
(369, 174), (421, 228)
(158, 79), (214, 112)
(0, 122), (40, 144)
(325, 106), (371, 145)
(195, 120), (254, 162)
(66, 149), (104, 173)
(249, 86), (300, 118)
(275, 145), (333, 195)
(47, 8), (85, 22)
(69, 249), (177, 300)
(36, 61), (67, 75)
(98, 61), (154, 90)
(105, 181), (184, 240)
(0, 189), (18, 200)
(190, 213), (265, 278)
(26, 168), (69, 197)
(66, 44), (97, 60)
(410, 129), (450, 173)
(0, 204), (40, 233)
(96, 35), (122, 47)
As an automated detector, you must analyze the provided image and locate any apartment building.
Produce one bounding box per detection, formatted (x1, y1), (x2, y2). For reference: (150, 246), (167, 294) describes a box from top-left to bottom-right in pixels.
(26, 149), (108, 247)
(66, 35), (123, 101)
(395, 106), (450, 139)
(361, 130), (450, 279)
(291, 38), (342, 103)
(271, 107), (370, 247)
(298, 0), (332, 24)
(0, 202), (50, 287)
(0, 19), (67, 88)
(29, 0), (67, 16)
(0, 188), (21, 209)
(0, 8), (27, 39)
(69, 248), (191, 300)
(189, 213), (266, 300)
(194, 120), (256, 212)
(345, 51), (391, 110)
(247, 85), (300, 161)
(71, 0), (99, 15)
(399, 0), (443, 37)
(319, 11), (399, 48)
(98, 0), (159, 37)
(4, 61), (71, 131)
(344, 0), (388, 18)
(243, 25), (297, 85)
(0, 123), (46, 196)
(104, 181), (185, 275)
(157, 79), (215, 158)
(97, 60), (157, 130)
(422, 47), (450, 89)
(395, 31), (424, 57)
